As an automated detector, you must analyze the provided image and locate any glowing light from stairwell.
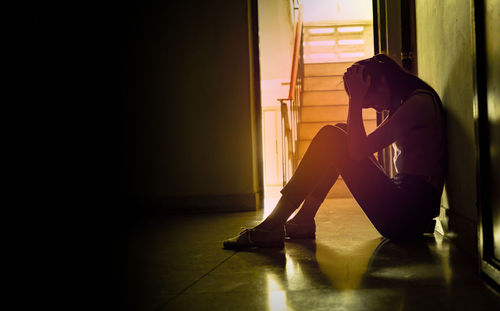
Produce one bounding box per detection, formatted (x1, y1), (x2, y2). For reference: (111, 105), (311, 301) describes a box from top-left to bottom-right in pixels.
(338, 39), (364, 45)
(337, 26), (364, 33)
(308, 40), (335, 46)
(266, 273), (292, 311)
(340, 52), (365, 58)
(263, 197), (280, 219)
(309, 28), (334, 34)
(302, 0), (373, 23)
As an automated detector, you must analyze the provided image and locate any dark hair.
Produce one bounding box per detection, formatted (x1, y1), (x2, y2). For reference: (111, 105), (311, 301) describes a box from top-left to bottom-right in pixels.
(355, 53), (442, 115)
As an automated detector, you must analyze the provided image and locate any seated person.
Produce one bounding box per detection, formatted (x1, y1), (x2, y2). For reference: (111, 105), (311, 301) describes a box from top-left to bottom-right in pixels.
(224, 54), (446, 248)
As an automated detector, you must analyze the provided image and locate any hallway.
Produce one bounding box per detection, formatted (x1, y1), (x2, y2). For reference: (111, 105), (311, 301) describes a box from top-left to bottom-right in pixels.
(107, 198), (500, 311)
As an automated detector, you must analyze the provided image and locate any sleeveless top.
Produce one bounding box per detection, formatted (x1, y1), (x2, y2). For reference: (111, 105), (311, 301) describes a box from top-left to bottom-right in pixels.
(391, 89), (446, 191)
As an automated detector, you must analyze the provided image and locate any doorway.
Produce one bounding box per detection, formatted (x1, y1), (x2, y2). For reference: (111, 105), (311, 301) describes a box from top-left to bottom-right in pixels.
(258, 0), (375, 217)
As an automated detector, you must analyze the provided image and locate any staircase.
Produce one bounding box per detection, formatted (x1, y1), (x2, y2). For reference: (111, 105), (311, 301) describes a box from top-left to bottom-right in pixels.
(297, 23), (376, 198)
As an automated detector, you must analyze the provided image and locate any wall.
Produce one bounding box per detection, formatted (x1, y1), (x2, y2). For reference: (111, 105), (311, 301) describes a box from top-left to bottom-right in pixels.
(258, 0), (295, 82)
(257, 0), (295, 191)
(302, 0), (372, 23)
(107, 0), (263, 212)
(415, 0), (477, 256)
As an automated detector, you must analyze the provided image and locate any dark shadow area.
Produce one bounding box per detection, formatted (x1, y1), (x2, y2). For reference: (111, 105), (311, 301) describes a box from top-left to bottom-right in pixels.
(440, 47), (479, 257)
(106, 207), (500, 311)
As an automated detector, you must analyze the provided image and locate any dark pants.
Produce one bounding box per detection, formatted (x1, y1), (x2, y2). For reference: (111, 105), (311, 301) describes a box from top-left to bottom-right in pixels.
(280, 124), (441, 241)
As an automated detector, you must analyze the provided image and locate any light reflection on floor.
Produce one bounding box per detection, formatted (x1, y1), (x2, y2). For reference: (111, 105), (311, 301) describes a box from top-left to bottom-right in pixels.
(109, 198), (500, 310)
(266, 273), (293, 311)
(316, 238), (382, 290)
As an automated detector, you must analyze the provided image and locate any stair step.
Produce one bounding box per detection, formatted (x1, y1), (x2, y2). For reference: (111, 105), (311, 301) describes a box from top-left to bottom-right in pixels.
(304, 76), (344, 91)
(297, 139), (310, 159)
(305, 62), (353, 77)
(304, 45), (336, 55)
(303, 90), (349, 106)
(299, 120), (378, 140)
(301, 105), (377, 122)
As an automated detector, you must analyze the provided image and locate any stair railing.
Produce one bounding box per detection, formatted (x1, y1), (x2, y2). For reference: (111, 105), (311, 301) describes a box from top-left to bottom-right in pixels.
(278, 5), (304, 186)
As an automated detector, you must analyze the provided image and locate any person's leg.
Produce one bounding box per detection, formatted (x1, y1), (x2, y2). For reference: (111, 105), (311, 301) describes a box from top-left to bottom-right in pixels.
(331, 148), (431, 240)
(278, 125), (349, 207)
(287, 123), (347, 223)
(255, 124), (348, 231)
(286, 163), (336, 223)
(225, 124), (429, 248)
(280, 124), (429, 240)
(288, 123), (385, 223)
(223, 124), (349, 248)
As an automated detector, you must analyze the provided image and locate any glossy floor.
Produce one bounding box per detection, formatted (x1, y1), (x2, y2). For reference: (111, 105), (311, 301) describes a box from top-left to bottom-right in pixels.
(107, 198), (500, 311)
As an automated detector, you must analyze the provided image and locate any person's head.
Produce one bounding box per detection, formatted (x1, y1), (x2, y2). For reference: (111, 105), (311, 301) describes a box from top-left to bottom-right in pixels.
(350, 53), (435, 113)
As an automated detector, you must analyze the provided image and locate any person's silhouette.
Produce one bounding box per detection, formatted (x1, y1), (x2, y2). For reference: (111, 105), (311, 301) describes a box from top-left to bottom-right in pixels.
(224, 54), (446, 248)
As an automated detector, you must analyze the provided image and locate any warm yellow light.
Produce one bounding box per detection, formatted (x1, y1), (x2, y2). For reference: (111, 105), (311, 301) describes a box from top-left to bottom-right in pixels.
(337, 26), (364, 33)
(316, 238), (382, 290)
(268, 291), (287, 311)
(285, 254), (298, 280)
(340, 52), (365, 58)
(309, 28), (335, 34)
(266, 273), (291, 311)
(302, 0), (373, 23)
(308, 40), (335, 46)
(263, 197), (280, 219)
(338, 39), (365, 45)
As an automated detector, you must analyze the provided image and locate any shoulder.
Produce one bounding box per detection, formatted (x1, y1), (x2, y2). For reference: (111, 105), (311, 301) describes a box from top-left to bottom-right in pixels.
(404, 89), (440, 111)
(390, 90), (437, 129)
(401, 89), (438, 116)
(405, 89), (435, 105)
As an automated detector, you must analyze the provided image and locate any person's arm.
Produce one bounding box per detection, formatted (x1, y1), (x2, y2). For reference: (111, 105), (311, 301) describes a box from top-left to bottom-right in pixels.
(349, 93), (435, 160)
(344, 64), (371, 160)
(344, 66), (435, 161)
(347, 96), (367, 159)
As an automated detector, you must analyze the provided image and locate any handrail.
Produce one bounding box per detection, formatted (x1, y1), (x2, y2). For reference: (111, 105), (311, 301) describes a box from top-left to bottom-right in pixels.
(278, 5), (304, 185)
(288, 5), (303, 100)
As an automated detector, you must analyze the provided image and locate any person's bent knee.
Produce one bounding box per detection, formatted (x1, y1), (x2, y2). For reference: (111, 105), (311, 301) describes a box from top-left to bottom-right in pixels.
(334, 123), (347, 132)
(317, 124), (347, 139)
(314, 125), (348, 153)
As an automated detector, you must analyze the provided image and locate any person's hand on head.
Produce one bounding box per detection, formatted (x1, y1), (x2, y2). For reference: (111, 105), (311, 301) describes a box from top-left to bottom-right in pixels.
(343, 64), (371, 104)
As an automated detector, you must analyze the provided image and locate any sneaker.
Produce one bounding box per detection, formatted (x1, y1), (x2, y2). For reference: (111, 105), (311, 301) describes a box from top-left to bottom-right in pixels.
(223, 227), (285, 249)
(285, 219), (316, 239)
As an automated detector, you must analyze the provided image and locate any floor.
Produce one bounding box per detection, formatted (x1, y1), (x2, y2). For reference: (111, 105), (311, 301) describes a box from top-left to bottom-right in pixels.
(107, 198), (500, 311)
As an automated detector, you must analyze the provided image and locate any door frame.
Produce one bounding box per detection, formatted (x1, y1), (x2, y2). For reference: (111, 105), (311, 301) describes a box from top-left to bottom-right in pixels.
(372, 0), (416, 176)
(372, 0), (393, 174)
(472, 0), (500, 290)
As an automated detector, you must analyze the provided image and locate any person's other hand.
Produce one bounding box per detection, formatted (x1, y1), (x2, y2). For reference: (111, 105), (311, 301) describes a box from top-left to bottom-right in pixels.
(343, 64), (371, 103)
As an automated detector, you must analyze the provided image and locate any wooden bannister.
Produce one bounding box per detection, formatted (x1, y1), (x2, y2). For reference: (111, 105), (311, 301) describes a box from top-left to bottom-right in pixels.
(288, 5), (303, 100)
(278, 5), (304, 185)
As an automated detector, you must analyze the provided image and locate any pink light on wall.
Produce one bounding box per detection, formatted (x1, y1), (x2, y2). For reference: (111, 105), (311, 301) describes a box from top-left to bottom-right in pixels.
(338, 39), (365, 45)
(337, 26), (364, 33)
(308, 28), (335, 34)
